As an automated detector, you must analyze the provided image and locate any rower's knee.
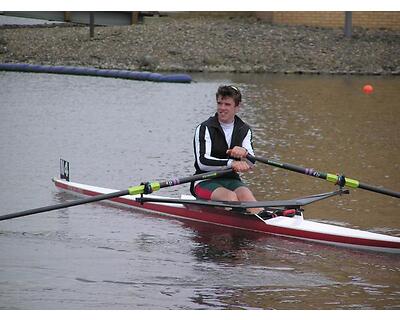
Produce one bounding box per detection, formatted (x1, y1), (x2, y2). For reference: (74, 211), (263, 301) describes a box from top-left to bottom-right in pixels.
(235, 186), (257, 202)
(224, 191), (239, 201)
(211, 188), (239, 201)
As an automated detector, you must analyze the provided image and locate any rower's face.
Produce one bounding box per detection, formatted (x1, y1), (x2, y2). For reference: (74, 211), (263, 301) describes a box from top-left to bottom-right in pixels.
(217, 96), (239, 124)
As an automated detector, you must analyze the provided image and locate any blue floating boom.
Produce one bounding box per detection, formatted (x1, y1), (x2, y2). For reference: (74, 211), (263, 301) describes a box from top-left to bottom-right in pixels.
(0, 63), (192, 83)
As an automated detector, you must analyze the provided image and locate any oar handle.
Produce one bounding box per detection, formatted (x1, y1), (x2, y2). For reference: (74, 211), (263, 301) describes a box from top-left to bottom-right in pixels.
(247, 154), (400, 199)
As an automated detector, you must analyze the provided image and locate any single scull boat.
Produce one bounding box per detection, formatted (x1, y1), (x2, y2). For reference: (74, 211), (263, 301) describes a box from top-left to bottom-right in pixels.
(2, 158), (399, 254)
(52, 167), (400, 254)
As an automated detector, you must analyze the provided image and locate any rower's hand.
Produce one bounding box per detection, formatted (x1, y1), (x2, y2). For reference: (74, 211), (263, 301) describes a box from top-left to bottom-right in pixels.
(232, 160), (251, 172)
(227, 146), (248, 159)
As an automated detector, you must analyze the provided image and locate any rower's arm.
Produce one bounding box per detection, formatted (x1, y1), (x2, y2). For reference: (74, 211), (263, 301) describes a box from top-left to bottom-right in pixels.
(194, 124), (231, 171)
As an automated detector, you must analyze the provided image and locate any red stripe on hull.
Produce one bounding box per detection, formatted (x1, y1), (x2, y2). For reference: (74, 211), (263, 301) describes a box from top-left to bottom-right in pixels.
(54, 180), (400, 251)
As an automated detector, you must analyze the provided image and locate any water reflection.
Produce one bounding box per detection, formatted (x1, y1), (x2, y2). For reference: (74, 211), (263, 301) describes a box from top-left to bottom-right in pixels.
(1, 71), (399, 309)
(182, 221), (261, 264)
(230, 74), (400, 232)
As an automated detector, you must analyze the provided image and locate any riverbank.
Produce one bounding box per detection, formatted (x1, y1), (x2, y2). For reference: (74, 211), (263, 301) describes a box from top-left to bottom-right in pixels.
(1, 16), (399, 75)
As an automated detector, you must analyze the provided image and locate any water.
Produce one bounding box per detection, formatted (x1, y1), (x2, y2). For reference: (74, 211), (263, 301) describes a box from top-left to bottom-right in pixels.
(0, 71), (399, 309)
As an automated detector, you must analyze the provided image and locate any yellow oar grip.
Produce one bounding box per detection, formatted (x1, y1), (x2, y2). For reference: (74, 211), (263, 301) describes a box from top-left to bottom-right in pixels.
(326, 174), (359, 189)
(128, 182), (161, 195)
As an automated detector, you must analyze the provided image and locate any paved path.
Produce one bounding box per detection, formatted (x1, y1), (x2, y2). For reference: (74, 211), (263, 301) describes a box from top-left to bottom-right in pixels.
(0, 14), (64, 26)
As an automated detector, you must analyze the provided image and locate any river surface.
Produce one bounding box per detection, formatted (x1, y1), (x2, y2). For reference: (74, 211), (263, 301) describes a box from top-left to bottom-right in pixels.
(0, 71), (399, 309)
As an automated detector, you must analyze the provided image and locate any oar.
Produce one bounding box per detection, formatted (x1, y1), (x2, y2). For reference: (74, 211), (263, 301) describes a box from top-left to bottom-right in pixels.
(0, 169), (233, 222)
(247, 154), (400, 199)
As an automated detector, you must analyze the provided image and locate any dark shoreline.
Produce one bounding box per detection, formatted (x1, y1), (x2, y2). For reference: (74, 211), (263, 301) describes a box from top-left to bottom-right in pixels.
(1, 16), (399, 76)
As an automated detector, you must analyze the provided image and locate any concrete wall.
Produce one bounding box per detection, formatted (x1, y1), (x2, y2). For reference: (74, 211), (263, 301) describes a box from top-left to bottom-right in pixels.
(3, 11), (136, 25)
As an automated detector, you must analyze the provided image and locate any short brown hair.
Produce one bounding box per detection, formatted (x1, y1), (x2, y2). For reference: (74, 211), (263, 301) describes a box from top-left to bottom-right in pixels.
(216, 85), (242, 106)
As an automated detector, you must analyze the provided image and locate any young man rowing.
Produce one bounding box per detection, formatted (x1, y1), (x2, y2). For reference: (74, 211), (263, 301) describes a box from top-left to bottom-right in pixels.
(192, 85), (260, 214)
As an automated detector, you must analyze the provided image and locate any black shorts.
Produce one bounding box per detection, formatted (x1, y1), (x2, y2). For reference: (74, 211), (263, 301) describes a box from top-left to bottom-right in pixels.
(194, 178), (247, 199)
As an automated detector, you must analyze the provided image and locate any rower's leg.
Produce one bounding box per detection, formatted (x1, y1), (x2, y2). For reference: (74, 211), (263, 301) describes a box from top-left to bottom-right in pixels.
(234, 186), (256, 201)
(210, 187), (239, 201)
(209, 186), (261, 215)
(234, 186), (262, 214)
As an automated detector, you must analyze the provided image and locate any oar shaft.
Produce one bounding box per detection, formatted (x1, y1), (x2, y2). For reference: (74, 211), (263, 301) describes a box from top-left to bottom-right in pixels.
(127, 169), (233, 195)
(0, 168), (233, 222)
(248, 155), (329, 180)
(0, 190), (129, 221)
(160, 169), (233, 187)
(248, 154), (400, 199)
(358, 182), (400, 198)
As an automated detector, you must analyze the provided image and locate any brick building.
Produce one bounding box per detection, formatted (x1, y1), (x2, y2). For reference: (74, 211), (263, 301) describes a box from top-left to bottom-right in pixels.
(255, 11), (400, 30)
